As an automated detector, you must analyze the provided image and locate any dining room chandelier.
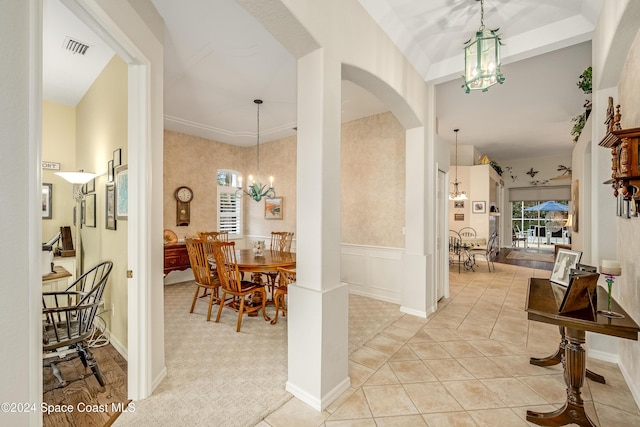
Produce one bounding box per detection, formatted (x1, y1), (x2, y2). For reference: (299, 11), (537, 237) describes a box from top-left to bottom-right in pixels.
(236, 99), (276, 202)
(450, 129), (468, 201)
(462, 0), (505, 93)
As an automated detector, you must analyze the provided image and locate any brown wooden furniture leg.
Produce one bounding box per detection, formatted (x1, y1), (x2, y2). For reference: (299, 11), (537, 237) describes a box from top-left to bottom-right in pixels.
(530, 326), (605, 384)
(527, 328), (596, 427)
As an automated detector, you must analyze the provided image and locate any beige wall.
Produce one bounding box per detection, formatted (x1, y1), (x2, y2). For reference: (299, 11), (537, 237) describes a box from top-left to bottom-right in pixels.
(341, 112), (406, 248)
(74, 54), (129, 350)
(163, 130), (298, 242)
(163, 111), (406, 249)
(42, 101), (76, 241)
(616, 23), (640, 403)
(163, 130), (246, 239)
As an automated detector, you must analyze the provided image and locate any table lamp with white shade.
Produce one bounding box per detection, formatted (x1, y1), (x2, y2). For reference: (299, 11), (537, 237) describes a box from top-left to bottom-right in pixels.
(55, 171), (98, 279)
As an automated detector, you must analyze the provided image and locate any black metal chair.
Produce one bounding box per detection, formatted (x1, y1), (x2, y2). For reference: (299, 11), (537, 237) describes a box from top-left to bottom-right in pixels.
(449, 230), (463, 273)
(42, 261), (113, 392)
(468, 232), (497, 272)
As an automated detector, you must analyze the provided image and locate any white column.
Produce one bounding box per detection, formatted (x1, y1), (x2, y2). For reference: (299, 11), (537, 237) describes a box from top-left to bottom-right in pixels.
(401, 127), (432, 317)
(401, 84), (436, 318)
(287, 48), (350, 410)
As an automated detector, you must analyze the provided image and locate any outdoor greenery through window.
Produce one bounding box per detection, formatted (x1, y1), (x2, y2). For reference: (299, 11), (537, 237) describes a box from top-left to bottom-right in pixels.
(217, 170), (242, 236)
(512, 200), (569, 244)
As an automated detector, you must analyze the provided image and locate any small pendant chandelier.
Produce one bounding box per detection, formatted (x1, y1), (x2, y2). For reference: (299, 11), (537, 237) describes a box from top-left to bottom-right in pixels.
(450, 129), (468, 201)
(462, 0), (505, 93)
(236, 99), (276, 202)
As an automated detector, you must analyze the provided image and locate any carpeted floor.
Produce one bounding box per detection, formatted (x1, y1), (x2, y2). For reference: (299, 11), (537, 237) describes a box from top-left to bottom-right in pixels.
(506, 250), (554, 263)
(114, 281), (403, 427)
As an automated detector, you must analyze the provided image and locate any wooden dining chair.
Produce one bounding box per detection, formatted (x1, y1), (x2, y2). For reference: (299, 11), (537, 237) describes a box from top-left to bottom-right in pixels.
(212, 241), (269, 332)
(265, 232), (294, 293)
(271, 267), (296, 325)
(195, 231), (229, 290)
(186, 238), (220, 321)
(197, 231), (229, 242)
(270, 231), (294, 252)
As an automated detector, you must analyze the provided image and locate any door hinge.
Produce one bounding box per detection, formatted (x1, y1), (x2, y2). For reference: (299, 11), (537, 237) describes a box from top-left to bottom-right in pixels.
(127, 270), (133, 278)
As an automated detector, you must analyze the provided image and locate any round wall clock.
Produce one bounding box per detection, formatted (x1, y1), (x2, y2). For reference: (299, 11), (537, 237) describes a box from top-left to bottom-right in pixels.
(174, 186), (193, 226)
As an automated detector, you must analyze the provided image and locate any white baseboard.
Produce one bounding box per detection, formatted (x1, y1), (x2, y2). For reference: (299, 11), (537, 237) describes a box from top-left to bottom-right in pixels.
(285, 376), (351, 411)
(587, 348), (618, 364)
(400, 305), (428, 318)
(108, 330), (128, 361)
(618, 361), (640, 412)
(152, 366), (168, 393)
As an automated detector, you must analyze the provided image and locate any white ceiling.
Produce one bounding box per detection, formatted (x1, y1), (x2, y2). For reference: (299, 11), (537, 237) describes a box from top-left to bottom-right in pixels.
(43, 0), (602, 161)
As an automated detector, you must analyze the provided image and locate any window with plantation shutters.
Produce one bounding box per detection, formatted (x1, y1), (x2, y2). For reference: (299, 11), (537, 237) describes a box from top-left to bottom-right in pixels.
(217, 170), (242, 236)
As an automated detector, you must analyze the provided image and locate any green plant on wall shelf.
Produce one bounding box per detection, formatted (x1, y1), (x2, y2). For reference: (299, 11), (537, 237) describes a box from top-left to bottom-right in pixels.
(489, 160), (503, 176)
(577, 66), (592, 94)
(571, 111), (587, 143)
(570, 66), (592, 143)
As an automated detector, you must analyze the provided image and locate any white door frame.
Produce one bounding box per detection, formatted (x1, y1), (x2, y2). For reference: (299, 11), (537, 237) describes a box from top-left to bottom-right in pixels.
(437, 165), (449, 300)
(56, 0), (153, 399)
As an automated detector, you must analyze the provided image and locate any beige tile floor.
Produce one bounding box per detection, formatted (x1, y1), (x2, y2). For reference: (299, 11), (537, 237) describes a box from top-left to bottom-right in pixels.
(258, 263), (640, 427)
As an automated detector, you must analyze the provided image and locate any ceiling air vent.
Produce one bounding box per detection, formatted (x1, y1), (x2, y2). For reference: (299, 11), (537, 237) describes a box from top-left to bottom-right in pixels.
(63, 37), (90, 55)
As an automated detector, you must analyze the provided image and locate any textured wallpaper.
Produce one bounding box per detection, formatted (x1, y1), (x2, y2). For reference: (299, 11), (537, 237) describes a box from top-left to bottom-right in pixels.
(163, 111), (406, 249)
(341, 112), (406, 248)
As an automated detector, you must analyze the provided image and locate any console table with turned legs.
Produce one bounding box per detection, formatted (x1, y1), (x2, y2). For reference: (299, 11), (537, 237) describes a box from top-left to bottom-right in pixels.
(525, 278), (639, 427)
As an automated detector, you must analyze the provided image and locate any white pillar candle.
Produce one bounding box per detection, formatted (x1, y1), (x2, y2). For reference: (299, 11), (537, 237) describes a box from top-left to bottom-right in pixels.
(601, 259), (621, 269)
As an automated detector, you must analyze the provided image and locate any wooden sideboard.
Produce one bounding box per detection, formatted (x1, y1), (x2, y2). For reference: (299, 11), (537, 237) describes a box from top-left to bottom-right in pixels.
(164, 242), (191, 275)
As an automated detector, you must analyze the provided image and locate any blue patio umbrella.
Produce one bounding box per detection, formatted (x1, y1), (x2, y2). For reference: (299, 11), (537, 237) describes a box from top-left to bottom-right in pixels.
(524, 201), (569, 248)
(524, 201), (569, 212)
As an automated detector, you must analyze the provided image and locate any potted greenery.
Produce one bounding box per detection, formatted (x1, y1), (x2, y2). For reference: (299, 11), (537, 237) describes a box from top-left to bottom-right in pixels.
(571, 66), (592, 142)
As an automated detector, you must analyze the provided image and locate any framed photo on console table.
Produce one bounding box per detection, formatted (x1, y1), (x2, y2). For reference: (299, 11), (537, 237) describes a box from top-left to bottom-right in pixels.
(550, 248), (582, 287)
(558, 273), (599, 316)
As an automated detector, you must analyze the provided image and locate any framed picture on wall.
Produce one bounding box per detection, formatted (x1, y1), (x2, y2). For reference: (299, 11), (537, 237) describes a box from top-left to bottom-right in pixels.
(115, 164), (128, 220)
(107, 160), (114, 182)
(113, 148), (122, 167)
(105, 183), (117, 230)
(42, 183), (52, 219)
(454, 200), (464, 209)
(85, 193), (96, 228)
(454, 213), (464, 221)
(264, 197), (283, 220)
(472, 201), (486, 214)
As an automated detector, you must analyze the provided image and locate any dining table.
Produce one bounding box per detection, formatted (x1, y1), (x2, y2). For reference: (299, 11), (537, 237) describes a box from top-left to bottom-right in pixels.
(459, 237), (487, 271)
(232, 249), (296, 318)
(234, 249), (296, 277)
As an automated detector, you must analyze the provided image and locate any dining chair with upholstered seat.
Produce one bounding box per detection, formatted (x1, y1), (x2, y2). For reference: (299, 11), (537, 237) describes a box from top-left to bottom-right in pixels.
(186, 238), (221, 321)
(42, 260), (113, 392)
(212, 241), (269, 332)
(271, 267), (296, 325)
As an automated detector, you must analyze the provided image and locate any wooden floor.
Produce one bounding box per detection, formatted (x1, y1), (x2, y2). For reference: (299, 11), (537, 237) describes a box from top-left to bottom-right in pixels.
(43, 343), (128, 427)
(494, 247), (554, 271)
